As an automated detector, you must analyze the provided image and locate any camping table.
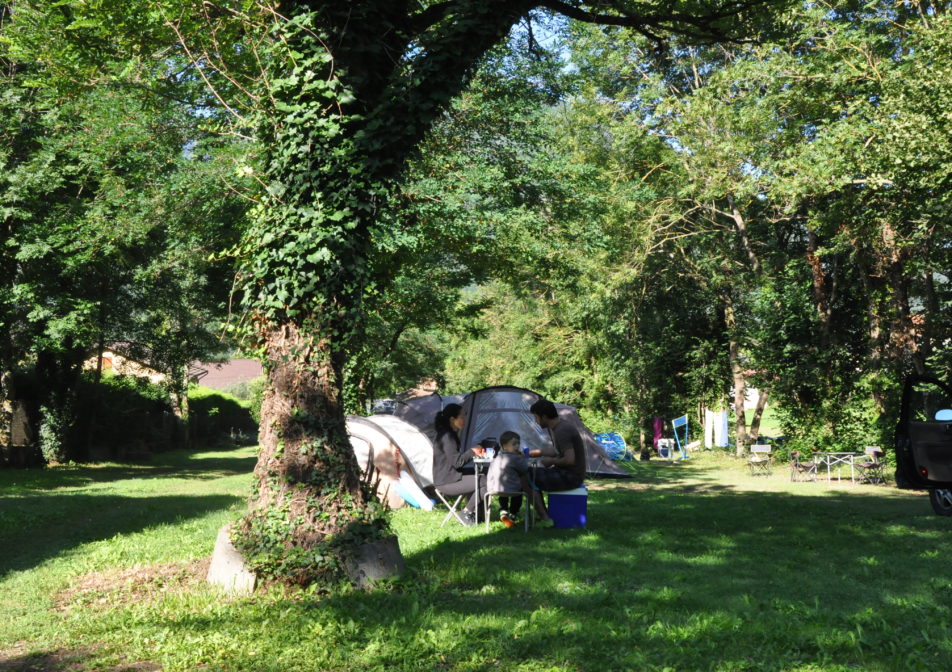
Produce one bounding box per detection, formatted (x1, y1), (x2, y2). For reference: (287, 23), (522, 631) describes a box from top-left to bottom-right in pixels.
(817, 452), (858, 483)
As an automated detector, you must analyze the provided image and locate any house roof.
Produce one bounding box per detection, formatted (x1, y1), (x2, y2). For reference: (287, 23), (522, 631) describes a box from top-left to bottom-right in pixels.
(192, 359), (263, 390)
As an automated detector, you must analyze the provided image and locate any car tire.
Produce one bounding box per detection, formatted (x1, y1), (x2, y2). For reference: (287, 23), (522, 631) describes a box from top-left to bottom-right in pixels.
(929, 489), (952, 516)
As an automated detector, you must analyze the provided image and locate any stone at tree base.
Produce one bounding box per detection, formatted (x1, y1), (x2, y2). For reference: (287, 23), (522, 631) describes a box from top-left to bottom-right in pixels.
(207, 524), (256, 596)
(345, 535), (405, 589)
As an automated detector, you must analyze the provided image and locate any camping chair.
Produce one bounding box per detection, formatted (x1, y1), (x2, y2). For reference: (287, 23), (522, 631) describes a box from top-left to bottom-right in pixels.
(856, 446), (885, 485)
(433, 488), (467, 527)
(484, 490), (533, 532)
(672, 415), (690, 460)
(747, 444), (772, 476)
(789, 450), (817, 482)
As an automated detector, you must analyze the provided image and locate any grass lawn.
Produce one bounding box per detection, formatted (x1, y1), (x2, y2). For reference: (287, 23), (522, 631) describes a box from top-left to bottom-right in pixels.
(2, 447), (951, 672)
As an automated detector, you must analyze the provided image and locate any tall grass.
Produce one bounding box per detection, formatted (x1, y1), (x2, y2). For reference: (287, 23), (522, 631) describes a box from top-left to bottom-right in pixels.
(2, 449), (951, 671)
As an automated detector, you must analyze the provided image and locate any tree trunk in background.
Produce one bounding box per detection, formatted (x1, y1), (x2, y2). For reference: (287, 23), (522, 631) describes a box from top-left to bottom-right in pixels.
(725, 298), (748, 456)
(806, 229), (833, 350)
(726, 193), (760, 273)
(747, 388), (769, 444)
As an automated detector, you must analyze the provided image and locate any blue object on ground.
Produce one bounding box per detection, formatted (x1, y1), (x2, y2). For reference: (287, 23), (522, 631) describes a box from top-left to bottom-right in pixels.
(672, 415), (690, 459)
(548, 486), (588, 528)
(594, 432), (630, 461)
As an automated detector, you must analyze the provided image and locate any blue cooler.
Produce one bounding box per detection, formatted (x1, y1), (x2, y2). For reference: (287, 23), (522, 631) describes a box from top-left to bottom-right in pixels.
(548, 486), (588, 529)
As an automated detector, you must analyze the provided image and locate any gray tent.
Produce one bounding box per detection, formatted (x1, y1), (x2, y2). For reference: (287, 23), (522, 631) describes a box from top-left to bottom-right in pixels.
(390, 392), (464, 446)
(347, 387), (627, 509)
(458, 386), (629, 478)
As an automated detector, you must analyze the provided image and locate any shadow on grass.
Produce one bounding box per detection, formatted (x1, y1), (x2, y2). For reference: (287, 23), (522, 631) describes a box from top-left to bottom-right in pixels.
(0, 451), (257, 492)
(347, 487), (950, 669)
(0, 647), (159, 672)
(137, 477), (952, 671)
(0, 491), (243, 577)
(9, 452), (952, 671)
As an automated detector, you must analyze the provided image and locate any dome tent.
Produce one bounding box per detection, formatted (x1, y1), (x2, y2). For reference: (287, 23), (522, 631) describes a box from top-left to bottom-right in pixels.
(457, 386), (630, 479)
(346, 387), (629, 508)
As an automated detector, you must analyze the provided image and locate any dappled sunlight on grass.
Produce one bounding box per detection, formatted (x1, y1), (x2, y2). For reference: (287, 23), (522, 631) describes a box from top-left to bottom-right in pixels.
(4, 447), (952, 671)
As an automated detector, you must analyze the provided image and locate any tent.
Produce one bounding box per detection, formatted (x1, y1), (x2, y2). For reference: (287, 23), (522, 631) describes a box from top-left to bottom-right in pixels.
(458, 386), (630, 478)
(346, 412), (452, 509)
(390, 392), (464, 446)
(345, 416), (409, 508)
(346, 387), (629, 508)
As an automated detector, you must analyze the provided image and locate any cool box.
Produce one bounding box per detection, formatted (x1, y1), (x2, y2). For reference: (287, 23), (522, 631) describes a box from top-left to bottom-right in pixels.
(547, 486), (588, 529)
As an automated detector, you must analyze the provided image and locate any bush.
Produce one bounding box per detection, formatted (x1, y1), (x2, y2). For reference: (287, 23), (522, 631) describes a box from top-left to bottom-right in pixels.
(220, 375), (266, 424)
(187, 385), (258, 446)
(79, 373), (183, 461)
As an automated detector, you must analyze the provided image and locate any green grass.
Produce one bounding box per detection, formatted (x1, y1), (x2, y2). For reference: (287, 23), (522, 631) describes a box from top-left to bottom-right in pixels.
(3, 448), (952, 671)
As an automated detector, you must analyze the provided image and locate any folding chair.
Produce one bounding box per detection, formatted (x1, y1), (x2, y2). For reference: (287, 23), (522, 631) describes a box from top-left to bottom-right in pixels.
(789, 450), (817, 482)
(856, 446), (885, 485)
(428, 487), (467, 527)
(672, 415), (690, 460)
(747, 444), (772, 476)
(484, 491), (533, 532)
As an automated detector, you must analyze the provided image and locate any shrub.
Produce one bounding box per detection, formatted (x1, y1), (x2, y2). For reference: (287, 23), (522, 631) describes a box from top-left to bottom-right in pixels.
(79, 373), (183, 461)
(187, 385), (258, 446)
(220, 375), (266, 424)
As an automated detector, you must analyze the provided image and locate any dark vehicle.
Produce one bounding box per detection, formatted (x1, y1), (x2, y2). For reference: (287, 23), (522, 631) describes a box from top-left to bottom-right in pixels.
(895, 374), (952, 515)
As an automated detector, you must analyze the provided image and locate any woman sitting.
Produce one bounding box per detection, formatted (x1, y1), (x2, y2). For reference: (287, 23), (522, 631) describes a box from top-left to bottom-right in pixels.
(432, 403), (486, 526)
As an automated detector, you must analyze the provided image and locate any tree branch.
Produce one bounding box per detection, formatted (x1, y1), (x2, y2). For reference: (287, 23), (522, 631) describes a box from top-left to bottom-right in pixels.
(404, 1), (463, 34)
(539, 0), (778, 44)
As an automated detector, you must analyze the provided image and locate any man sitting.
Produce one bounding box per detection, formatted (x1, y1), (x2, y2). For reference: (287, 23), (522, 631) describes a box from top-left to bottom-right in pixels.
(527, 398), (586, 493)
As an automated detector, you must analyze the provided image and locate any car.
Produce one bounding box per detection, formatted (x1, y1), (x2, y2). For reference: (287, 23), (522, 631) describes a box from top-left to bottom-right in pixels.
(894, 374), (952, 515)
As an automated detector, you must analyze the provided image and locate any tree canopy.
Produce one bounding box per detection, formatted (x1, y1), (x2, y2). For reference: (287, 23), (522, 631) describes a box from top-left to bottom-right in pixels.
(5, 0), (951, 589)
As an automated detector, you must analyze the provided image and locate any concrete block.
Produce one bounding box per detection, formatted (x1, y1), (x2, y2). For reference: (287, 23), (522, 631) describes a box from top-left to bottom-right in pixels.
(207, 524), (256, 596)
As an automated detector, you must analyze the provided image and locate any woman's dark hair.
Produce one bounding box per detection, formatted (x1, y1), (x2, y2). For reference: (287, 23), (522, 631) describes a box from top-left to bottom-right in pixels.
(529, 398), (558, 419)
(434, 403), (463, 434)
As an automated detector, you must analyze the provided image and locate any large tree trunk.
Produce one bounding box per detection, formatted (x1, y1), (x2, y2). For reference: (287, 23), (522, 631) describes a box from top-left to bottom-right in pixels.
(234, 323), (384, 585)
(227, 2), (533, 587)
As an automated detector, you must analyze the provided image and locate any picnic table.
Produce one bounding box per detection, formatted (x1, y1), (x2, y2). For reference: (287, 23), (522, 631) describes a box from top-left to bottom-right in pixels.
(816, 451), (858, 483)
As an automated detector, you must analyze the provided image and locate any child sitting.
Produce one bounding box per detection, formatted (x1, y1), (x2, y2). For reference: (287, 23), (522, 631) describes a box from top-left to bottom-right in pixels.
(487, 431), (553, 528)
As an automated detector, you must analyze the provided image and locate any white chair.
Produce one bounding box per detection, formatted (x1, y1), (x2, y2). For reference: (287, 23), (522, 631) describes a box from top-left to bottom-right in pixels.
(748, 445), (772, 476)
(484, 491), (533, 532)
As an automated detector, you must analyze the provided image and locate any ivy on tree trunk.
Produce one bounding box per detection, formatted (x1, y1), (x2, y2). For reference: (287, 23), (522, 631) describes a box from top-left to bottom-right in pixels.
(217, 0), (782, 586)
(231, 1), (534, 584)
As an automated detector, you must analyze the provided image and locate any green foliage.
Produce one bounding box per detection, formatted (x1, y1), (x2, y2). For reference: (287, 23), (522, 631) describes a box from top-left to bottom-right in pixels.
(221, 375), (267, 424)
(187, 385), (257, 446)
(0, 5), (248, 463)
(83, 373), (181, 456)
(37, 403), (70, 464)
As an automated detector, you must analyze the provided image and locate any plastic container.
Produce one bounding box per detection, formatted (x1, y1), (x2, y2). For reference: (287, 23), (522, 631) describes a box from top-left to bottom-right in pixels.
(547, 486), (587, 529)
